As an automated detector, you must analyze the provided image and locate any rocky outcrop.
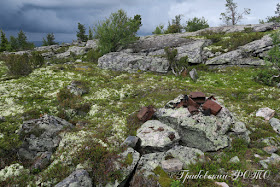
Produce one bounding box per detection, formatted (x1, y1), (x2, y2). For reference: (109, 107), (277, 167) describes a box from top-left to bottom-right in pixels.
(98, 52), (169, 73)
(270, 118), (280, 134)
(55, 46), (88, 59)
(98, 23), (277, 73)
(205, 34), (273, 66)
(54, 169), (92, 187)
(18, 115), (73, 162)
(196, 22), (278, 34)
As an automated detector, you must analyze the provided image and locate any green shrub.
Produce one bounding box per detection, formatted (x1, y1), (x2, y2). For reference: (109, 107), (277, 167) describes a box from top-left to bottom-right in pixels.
(164, 47), (188, 76)
(86, 49), (102, 63)
(56, 87), (91, 120)
(185, 17), (209, 32)
(72, 138), (122, 185)
(93, 9), (142, 55)
(152, 24), (164, 35)
(165, 15), (183, 34)
(268, 31), (280, 68)
(254, 68), (280, 86)
(0, 52), (44, 77)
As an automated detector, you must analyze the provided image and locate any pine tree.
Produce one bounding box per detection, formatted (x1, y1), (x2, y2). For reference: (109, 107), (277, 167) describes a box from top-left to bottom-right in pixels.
(17, 30), (28, 50)
(9, 36), (19, 51)
(43, 33), (57, 46)
(76, 23), (88, 42)
(0, 29), (9, 52)
(88, 27), (93, 40)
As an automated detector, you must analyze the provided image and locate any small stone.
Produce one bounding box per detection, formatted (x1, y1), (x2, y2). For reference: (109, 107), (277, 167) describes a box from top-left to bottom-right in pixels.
(269, 118), (280, 134)
(189, 68), (198, 81)
(229, 156), (240, 163)
(277, 83), (280, 88)
(161, 158), (183, 172)
(254, 154), (261, 158)
(256, 107), (275, 120)
(263, 146), (278, 154)
(75, 59), (82, 63)
(215, 182), (229, 187)
(121, 136), (139, 149)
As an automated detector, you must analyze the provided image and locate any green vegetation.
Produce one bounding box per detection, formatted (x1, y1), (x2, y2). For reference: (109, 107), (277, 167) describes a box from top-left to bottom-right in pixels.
(0, 58), (279, 185)
(0, 30), (9, 52)
(93, 9), (142, 55)
(200, 30), (265, 53)
(220, 0), (251, 25)
(165, 15), (183, 34)
(76, 23), (88, 42)
(164, 47), (188, 76)
(85, 49), (102, 63)
(88, 27), (93, 40)
(185, 17), (209, 32)
(152, 24), (165, 35)
(43, 33), (58, 46)
(0, 52), (44, 77)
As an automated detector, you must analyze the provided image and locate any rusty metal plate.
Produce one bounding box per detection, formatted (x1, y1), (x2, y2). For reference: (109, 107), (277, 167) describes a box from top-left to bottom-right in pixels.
(188, 105), (199, 115)
(137, 106), (156, 122)
(189, 92), (206, 104)
(187, 97), (199, 108)
(202, 100), (222, 116)
(189, 92), (206, 98)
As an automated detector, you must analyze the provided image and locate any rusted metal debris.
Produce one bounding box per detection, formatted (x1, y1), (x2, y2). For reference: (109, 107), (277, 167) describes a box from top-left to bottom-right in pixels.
(188, 106), (199, 115)
(189, 92), (206, 104)
(202, 99), (222, 116)
(173, 92), (222, 116)
(137, 105), (156, 122)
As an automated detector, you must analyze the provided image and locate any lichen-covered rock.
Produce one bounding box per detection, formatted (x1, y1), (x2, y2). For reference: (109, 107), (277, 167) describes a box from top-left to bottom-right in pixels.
(161, 158), (183, 172)
(166, 145), (204, 168)
(18, 114), (74, 160)
(259, 153), (280, 169)
(56, 46), (87, 59)
(189, 68), (198, 81)
(98, 52), (169, 73)
(156, 107), (231, 151)
(229, 156), (240, 163)
(31, 151), (52, 170)
(269, 118), (280, 134)
(85, 40), (98, 49)
(106, 147), (140, 187)
(54, 169), (92, 187)
(121, 136), (140, 149)
(131, 145), (204, 185)
(67, 80), (89, 96)
(155, 96), (250, 152)
(137, 120), (180, 153)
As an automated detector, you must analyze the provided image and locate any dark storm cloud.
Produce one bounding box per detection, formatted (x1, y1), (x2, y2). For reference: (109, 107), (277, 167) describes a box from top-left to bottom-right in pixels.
(0, 0), (277, 41)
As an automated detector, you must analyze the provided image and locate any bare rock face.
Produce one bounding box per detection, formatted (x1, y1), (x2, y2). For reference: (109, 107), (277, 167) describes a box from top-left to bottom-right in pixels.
(98, 52), (169, 73)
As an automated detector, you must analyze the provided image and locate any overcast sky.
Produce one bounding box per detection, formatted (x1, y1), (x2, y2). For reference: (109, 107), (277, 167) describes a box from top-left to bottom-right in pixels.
(0, 0), (278, 42)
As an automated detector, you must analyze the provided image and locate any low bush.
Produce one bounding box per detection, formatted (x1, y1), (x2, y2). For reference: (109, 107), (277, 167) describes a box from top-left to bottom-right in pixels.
(185, 17), (209, 32)
(86, 49), (102, 63)
(254, 68), (280, 86)
(164, 47), (189, 76)
(0, 52), (44, 77)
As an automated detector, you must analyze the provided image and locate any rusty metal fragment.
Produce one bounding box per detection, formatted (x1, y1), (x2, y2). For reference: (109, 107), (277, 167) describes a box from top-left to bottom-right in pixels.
(189, 92), (206, 104)
(137, 106), (156, 122)
(202, 99), (222, 116)
(188, 106), (199, 115)
(187, 97), (199, 108)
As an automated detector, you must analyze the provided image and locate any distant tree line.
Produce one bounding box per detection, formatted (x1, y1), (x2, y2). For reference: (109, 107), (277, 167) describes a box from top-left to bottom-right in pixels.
(0, 30), (35, 52)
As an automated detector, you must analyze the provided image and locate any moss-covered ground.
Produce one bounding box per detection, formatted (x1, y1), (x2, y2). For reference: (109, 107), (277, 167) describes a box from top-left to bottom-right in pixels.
(0, 58), (279, 186)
